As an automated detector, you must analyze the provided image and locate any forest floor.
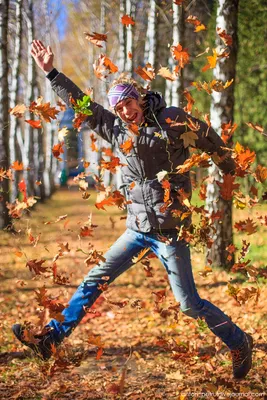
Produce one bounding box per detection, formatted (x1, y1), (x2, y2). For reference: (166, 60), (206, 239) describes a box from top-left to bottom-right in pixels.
(0, 187), (266, 400)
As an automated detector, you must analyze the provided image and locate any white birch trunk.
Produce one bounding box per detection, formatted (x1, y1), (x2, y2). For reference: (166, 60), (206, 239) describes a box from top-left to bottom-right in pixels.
(166, 2), (180, 107)
(9, 0), (23, 201)
(144, 0), (156, 66)
(206, 0), (239, 268)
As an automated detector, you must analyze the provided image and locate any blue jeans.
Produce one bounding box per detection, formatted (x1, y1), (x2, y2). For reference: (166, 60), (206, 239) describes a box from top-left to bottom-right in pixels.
(48, 229), (245, 350)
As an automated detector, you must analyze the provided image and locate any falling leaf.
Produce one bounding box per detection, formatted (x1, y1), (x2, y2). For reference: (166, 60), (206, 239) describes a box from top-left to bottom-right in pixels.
(254, 165), (267, 183)
(128, 51), (132, 59)
(183, 90), (195, 113)
(29, 98), (60, 123)
(180, 130), (199, 148)
(9, 103), (27, 117)
(216, 174), (239, 200)
(11, 161), (24, 171)
(52, 142), (64, 160)
(25, 119), (42, 129)
(101, 156), (126, 173)
(234, 218), (257, 235)
(93, 54), (118, 80)
(186, 16), (206, 32)
(26, 259), (47, 275)
(120, 138), (134, 154)
(157, 66), (177, 81)
(80, 226), (94, 237)
(246, 122), (265, 135)
(132, 248), (151, 263)
(217, 27), (233, 46)
(57, 100), (66, 111)
(221, 121), (238, 143)
(135, 63), (155, 81)
(58, 126), (69, 141)
(121, 14), (135, 26)
(84, 31), (107, 48)
(170, 44), (190, 73)
(202, 49), (218, 72)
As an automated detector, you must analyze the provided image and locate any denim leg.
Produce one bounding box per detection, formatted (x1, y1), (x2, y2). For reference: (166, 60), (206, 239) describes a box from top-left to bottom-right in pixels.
(149, 235), (245, 350)
(48, 229), (149, 342)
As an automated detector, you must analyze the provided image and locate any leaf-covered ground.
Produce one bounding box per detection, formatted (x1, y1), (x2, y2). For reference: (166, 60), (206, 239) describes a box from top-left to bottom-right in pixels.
(0, 188), (266, 400)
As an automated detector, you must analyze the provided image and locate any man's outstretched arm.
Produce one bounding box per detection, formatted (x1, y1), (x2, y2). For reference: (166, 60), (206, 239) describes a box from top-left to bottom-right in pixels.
(31, 40), (116, 145)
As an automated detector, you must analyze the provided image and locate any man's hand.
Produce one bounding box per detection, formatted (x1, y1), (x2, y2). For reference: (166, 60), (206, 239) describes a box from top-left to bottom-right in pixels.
(31, 40), (54, 74)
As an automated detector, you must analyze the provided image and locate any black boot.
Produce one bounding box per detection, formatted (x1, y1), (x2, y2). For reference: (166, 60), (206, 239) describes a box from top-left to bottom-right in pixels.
(231, 333), (253, 379)
(12, 324), (58, 361)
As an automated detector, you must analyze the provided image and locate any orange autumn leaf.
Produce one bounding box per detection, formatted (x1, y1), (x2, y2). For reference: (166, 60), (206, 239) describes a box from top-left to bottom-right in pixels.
(161, 179), (171, 203)
(217, 27), (233, 46)
(254, 165), (267, 183)
(72, 112), (88, 131)
(129, 181), (135, 190)
(90, 133), (98, 152)
(135, 63), (155, 81)
(234, 142), (256, 173)
(176, 152), (210, 174)
(234, 218), (257, 235)
(93, 54), (118, 80)
(216, 174), (240, 200)
(52, 142), (64, 160)
(25, 119), (42, 129)
(186, 15), (206, 32)
(221, 121), (238, 144)
(29, 98), (60, 123)
(120, 138), (134, 154)
(128, 123), (139, 135)
(191, 79), (234, 95)
(95, 190), (127, 211)
(132, 248), (151, 263)
(202, 49), (218, 72)
(80, 226), (94, 237)
(102, 147), (114, 157)
(128, 51), (132, 59)
(100, 156), (126, 174)
(183, 90), (195, 113)
(11, 161), (24, 171)
(57, 100), (66, 111)
(121, 14), (135, 26)
(171, 44), (190, 73)
(84, 31), (107, 48)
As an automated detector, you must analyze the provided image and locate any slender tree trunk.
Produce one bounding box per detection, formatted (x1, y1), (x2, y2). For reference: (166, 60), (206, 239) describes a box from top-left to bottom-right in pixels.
(9, 0), (23, 201)
(144, 0), (156, 66)
(165, 2), (181, 107)
(0, 0), (11, 228)
(125, 0), (136, 74)
(206, 0), (239, 269)
(43, 0), (56, 196)
(119, 0), (126, 72)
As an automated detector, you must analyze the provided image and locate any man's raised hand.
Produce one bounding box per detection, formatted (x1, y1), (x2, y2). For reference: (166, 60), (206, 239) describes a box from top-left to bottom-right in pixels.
(31, 40), (54, 74)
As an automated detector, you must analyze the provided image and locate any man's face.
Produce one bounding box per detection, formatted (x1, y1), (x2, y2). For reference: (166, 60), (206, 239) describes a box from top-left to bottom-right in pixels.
(115, 98), (144, 125)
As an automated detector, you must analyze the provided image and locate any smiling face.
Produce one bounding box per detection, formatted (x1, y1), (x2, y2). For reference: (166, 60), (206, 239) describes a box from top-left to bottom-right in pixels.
(115, 97), (144, 125)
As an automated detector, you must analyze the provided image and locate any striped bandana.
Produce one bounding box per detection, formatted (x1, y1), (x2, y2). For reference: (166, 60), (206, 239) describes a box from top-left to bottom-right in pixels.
(108, 83), (139, 108)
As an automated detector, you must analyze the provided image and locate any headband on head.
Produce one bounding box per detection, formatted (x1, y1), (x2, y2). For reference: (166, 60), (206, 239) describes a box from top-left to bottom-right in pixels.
(107, 83), (139, 108)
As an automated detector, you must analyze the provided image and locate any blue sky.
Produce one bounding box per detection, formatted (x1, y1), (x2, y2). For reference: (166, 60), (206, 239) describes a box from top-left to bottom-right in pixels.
(48, 0), (68, 39)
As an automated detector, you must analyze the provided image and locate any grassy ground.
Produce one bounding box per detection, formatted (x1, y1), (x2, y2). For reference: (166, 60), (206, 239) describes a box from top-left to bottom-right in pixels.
(0, 187), (266, 399)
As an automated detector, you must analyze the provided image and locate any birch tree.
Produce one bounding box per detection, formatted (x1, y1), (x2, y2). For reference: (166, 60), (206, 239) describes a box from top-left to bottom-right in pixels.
(206, 0), (239, 268)
(0, 0), (11, 228)
(9, 0), (23, 202)
(165, 2), (182, 107)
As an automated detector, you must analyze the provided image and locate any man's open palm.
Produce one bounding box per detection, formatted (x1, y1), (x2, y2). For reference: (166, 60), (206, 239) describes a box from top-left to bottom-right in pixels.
(31, 40), (54, 74)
